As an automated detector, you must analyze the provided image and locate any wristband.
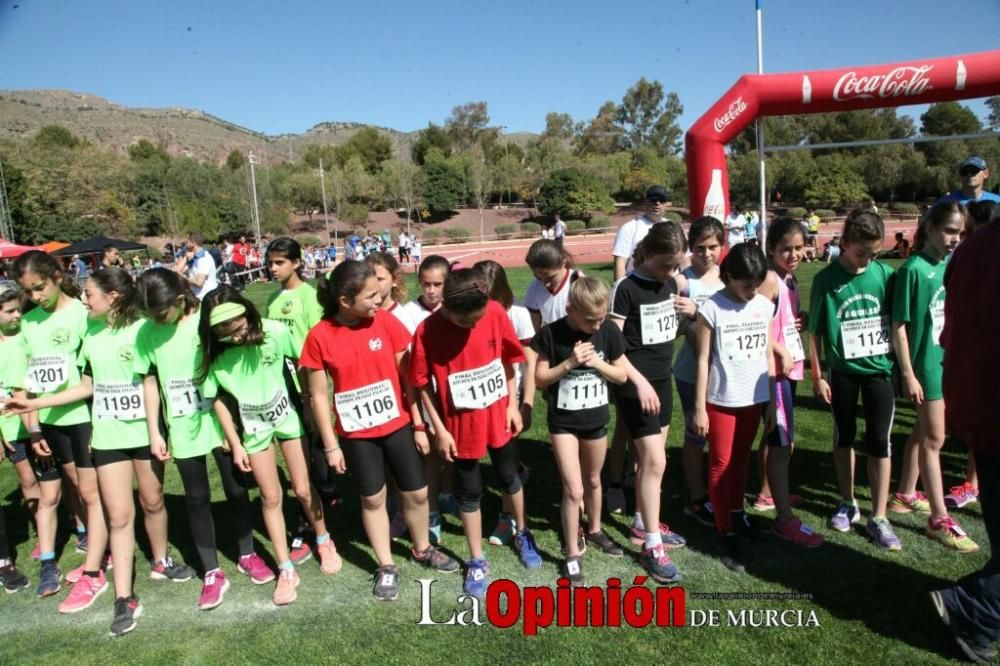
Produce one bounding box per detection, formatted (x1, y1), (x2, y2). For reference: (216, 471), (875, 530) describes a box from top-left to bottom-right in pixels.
(324, 446), (341, 453)
(28, 425), (42, 434)
(412, 423), (427, 433)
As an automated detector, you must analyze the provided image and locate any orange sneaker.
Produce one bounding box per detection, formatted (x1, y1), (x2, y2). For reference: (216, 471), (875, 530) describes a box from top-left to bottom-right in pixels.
(316, 539), (343, 575)
(273, 568), (300, 606)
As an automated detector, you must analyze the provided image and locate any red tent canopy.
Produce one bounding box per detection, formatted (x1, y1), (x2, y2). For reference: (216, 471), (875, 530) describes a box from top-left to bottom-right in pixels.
(0, 239), (41, 259)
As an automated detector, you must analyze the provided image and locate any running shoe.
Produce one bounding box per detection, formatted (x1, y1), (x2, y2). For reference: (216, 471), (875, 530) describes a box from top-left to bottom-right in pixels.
(488, 514), (516, 546)
(438, 493), (461, 517)
(412, 546), (461, 573)
(110, 595), (143, 637)
(733, 511), (759, 540)
(829, 502), (861, 532)
(629, 521), (687, 549)
(373, 564), (400, 602)
(684, 498), (715, 527)
(289, 534), (313, 565)
(866, 517), (902, 551)
(272, 568), (299, 606)
(463, 559), (489, 600)
(584, 529), (624, 557)
(772, 516), (825, 548)
(59, 571), (108, 614)
(316, 539), (344, 575)
(930, 589), (999, 663)
(927, 516), (979, 553)
(36, 561), (61, 598)
(638, 544), (681, 584)
(888, 491), (931, 514)
(30, 542), (41, 560)
(389, 508), (409, 542)
(944, 483), (979, 510)
(197, 570), (230, 610)
(429, 511), (442, 546)
(75, 532), (88, 554)
(237, 553), (275, 585)
(514, 529), (543, 569)
(563, 556), (584, 587)
(751, 493), (803, 511)
(67, 553), (112, 584)
(149, 556), (196, 582)
(0, 563), (30, 593)
(718, 533), (747, 574)
(606, 486), (627, 515)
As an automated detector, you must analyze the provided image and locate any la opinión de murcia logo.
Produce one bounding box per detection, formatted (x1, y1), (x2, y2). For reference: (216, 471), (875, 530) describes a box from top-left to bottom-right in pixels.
(713, 97), (748, 133)
(833, 65), (934, 102)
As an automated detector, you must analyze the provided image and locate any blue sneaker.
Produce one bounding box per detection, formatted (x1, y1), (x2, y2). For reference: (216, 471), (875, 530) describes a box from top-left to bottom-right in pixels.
(639, 544), (682, 584)
(514, 529), (543, 569)
(866, 517), (902, 551)
(438, 494), (461, 517)
(37, 561), (62, 598)
(829, 502), (861, 533)
(463, 559), (489, 600)
(428, 511), (442, 546)
(75, 532), (88, 554)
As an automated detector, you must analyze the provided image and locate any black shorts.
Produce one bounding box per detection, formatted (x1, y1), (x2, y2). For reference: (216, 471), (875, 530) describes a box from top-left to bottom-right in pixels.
(341, 424), (427, 497)
(93, 446), (152, 467)
(6, 438), (29, 464)
(549, 425), (608, 440)
(40, 422), (94, 470)
(616, 378), (673, 439)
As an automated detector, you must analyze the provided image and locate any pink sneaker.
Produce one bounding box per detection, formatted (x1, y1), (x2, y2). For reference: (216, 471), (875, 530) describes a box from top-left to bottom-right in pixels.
(66, 554), (113, 584)
(272, 568), (300, 606)
(772, 516), (825, 548)
(238, 553), (275, 585)
(316, 540), (343, 575)
(945, 482), (980, 509)
(58, 571), (108, 614)
(289, 536), (313, 565)
(197, 569), (230, 610)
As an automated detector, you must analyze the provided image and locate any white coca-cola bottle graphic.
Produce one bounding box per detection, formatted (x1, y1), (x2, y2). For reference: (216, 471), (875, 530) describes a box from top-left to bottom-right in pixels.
(703, 169), (726, 221)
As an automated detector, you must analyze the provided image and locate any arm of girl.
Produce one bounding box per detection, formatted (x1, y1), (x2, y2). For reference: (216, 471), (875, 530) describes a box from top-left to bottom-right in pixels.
(142, 375), (170, 461)
(692, 314), (712, 437)
(296, 367), (317, 431)
(211, 398), (250, 471)
(519, 346), (537, 431)
(307, 368), (346, 474)
(533, 344), (586, 389)
(396, 351), (429, 455)
(808, 333), (831, 405)
(2, 376), (94, 413)
(764, 335), (778, 433)
(417, 385), (455, 462)
(769, 314), (794, 377)
(504, 361), (523, 437)
(611, 317), (660, 415)
(585, 351), (629, 385)
(892, 322), (923, 405)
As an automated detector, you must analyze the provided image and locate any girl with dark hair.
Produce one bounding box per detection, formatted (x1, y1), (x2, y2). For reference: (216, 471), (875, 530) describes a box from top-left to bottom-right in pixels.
(133, 268), (262, 611)
(524, 239), (579, 332)
(198, 285), (343, 606)
(693, 242), (777, 572)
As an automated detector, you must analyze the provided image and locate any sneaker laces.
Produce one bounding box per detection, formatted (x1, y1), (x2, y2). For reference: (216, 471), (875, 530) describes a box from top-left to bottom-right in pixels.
(204, 570), (219, 586)
(932, 516), (967, 537)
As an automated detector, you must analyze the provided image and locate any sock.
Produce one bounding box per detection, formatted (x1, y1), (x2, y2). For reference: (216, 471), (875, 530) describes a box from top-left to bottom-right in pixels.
(40, 552), (56, 562)
(315, 533), (330, 545)
(644, 531), (662, 550)
(633, 512), (645, 531)
(76, 525), (86, 536)
(239, 552), (253, 561)
(84, 570), (100, 578)
(0, 558), (10, 567)
(278, 560), (294, 572)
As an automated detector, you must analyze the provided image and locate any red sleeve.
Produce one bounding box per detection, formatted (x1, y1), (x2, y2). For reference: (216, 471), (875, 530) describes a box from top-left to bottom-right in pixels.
(408, 322), (431, 388)
(383, 310), (413, 353)
(298, 323), (327, 371)
(495, 304), (526, 366)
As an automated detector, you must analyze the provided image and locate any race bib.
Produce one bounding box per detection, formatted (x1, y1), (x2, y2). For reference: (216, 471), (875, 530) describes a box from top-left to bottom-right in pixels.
(448, 359), (506, 410)
(93, 381), (145, 421)
(931, 302), (945, 346)
(165, 378), (211, 418)
(334, 380), (400, 433)
(26, 354), (69, 393)
(720, 319), (769, 361)
(841, 315), (891, 360)
(640, 298), (678, 345)
(556, 370), (608, 411)
(240, 388), (293, 435)
(783, 323), (806, 363)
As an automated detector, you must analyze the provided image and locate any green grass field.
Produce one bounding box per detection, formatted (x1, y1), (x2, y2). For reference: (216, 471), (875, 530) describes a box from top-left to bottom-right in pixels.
(0, 260), (981, 664)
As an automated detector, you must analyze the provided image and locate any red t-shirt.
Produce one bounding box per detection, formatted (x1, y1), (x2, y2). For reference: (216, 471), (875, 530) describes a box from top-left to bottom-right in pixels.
(409, 300), (526, 459)
(299, 310), (412, 439)
(232, 242), (248, 267)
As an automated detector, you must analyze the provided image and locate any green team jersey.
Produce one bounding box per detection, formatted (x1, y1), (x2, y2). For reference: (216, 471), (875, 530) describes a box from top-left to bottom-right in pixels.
(808, 258), (895, 376)
(133, 313), (221, 459)
(266, 282), (323, 352)
(81, 318), (149, 450)
(0, 333), (29, 443)
(206, 319), (302, 451)
(19, 298), (92, 426)
(892, 252), (946, 401)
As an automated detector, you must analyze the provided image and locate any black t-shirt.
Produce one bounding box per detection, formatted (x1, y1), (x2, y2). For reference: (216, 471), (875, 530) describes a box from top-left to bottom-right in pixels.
(610, 270), (679, 382)
(531, 316), (625, 432)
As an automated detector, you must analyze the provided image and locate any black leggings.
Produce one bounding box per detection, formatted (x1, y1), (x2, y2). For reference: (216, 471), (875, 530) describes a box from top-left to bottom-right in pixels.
(829, 370), (895, 459)
(341, 425), (427, 497)
(174, 448), (254, 572)
(454, 440), (522, 513)
(0, 505), (10, 561)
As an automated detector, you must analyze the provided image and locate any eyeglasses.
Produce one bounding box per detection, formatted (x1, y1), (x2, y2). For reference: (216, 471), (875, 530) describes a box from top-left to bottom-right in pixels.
(216, 320), (249, 343)
(960, 167), (983, 177)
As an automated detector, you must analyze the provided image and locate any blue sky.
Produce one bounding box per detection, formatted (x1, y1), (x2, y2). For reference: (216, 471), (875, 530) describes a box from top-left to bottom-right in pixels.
(0, 0), (997, 137)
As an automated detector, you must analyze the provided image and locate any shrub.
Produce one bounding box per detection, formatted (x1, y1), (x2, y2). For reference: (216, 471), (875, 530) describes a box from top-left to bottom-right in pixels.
(445, 228), (471, 243)
(495, 224), (516, 237)
(565, 220), (587, 235)
(589, 215), (613, 230)
(295, 234), (323, 247)
(340, 203), (368, 226)
(814, 209), (837, 219)
(890, 202), (920, 215)
(520, 222), (541, 237)
(537, 168), (615, 218)
(422, 228), (444, 241)
(787, 207), (807, 219)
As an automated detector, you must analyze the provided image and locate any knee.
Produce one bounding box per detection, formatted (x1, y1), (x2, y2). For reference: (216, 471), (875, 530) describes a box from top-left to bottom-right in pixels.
(292, 480), (312, 504)
(185, 487), (211, 511)
(402, 488), (428, 508)
(456, 483), (482, 513)
(139, 492), (165, 516)
(260, 489), (283, 511)
(643, 453), (667, 478)
(361, 493), (386, 512)
(107, 506), (135, 531)
(564, 482), (585, 506)
(79, 484), (102, 507)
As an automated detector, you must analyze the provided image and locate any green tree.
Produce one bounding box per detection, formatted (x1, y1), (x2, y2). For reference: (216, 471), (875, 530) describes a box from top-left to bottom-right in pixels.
(379, 159), (422, 227)
(575, 101), (622, 156)
(987, 97), (1000, 132)
(616, 78), (684, 156)
(537, 168), (614, 219)
(286, 170), (323, 221)
(921, 102), (982, 136)
(411, 123), (453, 165)
(445, 101), (498, 153)
(226, 149), (246, 171)
(422, 154), (464, 212)
(334, 127), (392, 174)
(302, 144), (338, 170)
(32, 125), (81, 150)
(128, 139), (169, 163)
(802, 155), (869, 208)
(542, 112), (575, 142)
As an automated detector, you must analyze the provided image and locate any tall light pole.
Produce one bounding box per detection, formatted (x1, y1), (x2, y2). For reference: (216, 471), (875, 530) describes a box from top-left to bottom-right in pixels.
(247, 151), (263, 250)
(755, 0), (768, 243)
(317, 158), (331, 246)
(0, 157), (14, 242)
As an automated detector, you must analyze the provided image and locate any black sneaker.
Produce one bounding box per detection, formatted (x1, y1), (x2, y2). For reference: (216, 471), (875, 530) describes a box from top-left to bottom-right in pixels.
(372, 565), (400, 602)
(110, 595), (143, 636)
(718, 533), (748, 574)
(684, 498), (715, 527)
(0, 563), (30, 593)
(563, 556), (584, 586)
(412, 546), (460, 574)
(149, 556), (197, 582)
(561, 527), (587, 556)
(733, 511), (760, 539)
(584, 529), (624, 557)
(930, 589), (999, 663)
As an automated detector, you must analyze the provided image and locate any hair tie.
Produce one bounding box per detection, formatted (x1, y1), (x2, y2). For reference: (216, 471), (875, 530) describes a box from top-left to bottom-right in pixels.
(209, 302), (247, 327)
(444, 280), (488, 299)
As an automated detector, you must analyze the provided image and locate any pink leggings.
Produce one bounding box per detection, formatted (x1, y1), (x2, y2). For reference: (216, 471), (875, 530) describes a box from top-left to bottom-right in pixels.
(707, 403), (765, 534)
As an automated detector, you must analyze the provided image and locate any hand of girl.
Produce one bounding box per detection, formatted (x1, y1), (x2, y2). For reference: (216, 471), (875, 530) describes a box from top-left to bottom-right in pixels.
(31, 434), (53, 469)
(637, 380), (661, 415)
(437, 430), (457, 462)
(778, 347), (794, 376)
(692, 407), (709, 437)
(674, 295), (697, 318)
(904, 373), (924, 406)
(569, 341), (592, 368)
(231, 446), (252, 473)
(1, 397), (37, 415)
(150, 434), (171, 461)
(813, 378), (832, 405)
(519, 402), (533, 432)
(506, 402), (523, 437)
(796, 311), (808, 331)
(325, 448), (346, 474)
(413, 430), (430, 455)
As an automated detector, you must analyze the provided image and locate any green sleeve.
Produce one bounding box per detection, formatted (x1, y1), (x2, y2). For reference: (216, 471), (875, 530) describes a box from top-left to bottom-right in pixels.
(305, 287), (324, 330)
(807, 271), (826, 336)
(133, 327), (153, 375)
(1, 345), (28, 391)
(891, 263), (915, 325)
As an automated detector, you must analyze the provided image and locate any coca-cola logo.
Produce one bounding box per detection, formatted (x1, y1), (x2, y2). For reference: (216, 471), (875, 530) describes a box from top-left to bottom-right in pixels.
(833, 65), (934, 102)
(713, 97), (747, 133)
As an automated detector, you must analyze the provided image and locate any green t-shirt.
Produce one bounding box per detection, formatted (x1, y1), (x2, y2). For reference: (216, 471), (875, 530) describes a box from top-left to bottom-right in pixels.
(0, 333), (29, 443)
(206, 319), (300, 446)
(891, 252), (946, 400)
(19, 298), (92, 426)
(81, 318), (149, 450)
(808, 259), (895, 376)
(133, 313), (221, 459)
(265, 282), (324, 352)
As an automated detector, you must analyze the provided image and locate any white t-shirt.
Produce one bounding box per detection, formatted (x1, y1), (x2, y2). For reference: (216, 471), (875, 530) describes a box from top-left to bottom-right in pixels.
(699, 291), (773, 407)
(725, 213), (746, 246)
(397, 298), (436, 335)
(612, 215), (656, 274)
(189, 252), (219, 301)
(524, 270), (578, 327)
(553, 219), (567, 240)
(507, 303), (535, 397)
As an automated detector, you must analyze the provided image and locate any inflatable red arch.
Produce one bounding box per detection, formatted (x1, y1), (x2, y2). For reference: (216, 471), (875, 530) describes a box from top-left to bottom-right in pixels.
(685, 49), (1000, 220)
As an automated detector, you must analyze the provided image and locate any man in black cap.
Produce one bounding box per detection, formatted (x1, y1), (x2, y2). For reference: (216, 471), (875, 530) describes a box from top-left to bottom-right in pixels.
(612, 185), (671, 281)
(936, 156), (1000, 206)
